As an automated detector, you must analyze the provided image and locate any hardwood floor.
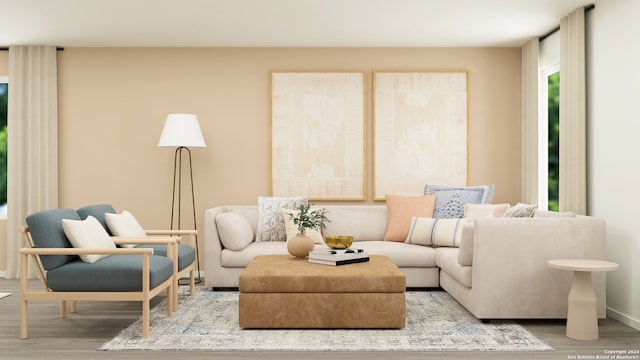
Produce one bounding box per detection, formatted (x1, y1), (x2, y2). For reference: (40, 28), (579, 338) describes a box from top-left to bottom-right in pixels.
(1, 278), (638, 360)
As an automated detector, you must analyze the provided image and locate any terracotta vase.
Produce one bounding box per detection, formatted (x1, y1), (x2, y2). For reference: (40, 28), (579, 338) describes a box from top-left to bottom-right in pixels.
(287, 233), (314, 258)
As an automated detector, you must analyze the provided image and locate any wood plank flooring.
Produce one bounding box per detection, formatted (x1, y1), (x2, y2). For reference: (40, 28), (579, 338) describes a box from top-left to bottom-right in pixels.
(1, 278), (638, 360)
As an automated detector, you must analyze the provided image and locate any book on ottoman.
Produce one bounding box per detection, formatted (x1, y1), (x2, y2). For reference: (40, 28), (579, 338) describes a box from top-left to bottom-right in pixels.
(308, 248), (369, 266)
(308, 256), (370, 266)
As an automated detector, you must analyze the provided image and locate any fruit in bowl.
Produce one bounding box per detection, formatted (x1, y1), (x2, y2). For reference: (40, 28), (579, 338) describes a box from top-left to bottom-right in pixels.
(324, 235), (353, 249)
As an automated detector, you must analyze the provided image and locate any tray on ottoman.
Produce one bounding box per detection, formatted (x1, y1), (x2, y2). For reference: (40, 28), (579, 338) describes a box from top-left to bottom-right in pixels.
(238, 254), (406, 329)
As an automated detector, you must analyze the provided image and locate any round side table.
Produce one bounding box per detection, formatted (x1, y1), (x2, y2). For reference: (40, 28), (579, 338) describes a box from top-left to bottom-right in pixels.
(548, 259), (618, 340)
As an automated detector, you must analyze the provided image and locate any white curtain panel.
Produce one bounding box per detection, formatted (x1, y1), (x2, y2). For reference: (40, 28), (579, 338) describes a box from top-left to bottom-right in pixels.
(5, 46), (59, 278)
(520, 38), (539, 205)
(559, 7), (587, 214)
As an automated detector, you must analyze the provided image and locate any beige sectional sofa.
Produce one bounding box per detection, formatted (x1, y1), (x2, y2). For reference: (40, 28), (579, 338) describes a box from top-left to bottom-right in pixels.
(204, 205), (607, 319)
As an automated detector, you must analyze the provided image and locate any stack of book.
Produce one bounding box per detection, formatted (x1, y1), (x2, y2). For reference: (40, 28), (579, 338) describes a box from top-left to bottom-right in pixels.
(308, 248), (369, 266)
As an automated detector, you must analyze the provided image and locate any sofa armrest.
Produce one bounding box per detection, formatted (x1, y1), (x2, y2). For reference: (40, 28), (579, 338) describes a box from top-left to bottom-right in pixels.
(458, 222), (474, 266)
(469, 216), (607, 318)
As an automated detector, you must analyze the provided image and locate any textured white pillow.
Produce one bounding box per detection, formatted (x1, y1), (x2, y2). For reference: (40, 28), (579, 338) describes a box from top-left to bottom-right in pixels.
(255, 196), (308, 242)
(215, 212), (254, 251)
(504, 203), (538, 218)
(62, 216), (116, 263)
(405, 217), (473, 247)
(281, 208), (324, 244)
(105, 210), (146, 248)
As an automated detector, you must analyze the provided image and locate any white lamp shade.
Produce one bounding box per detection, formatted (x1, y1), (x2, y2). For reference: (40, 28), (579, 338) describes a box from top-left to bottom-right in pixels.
(158, 114), (206, 148)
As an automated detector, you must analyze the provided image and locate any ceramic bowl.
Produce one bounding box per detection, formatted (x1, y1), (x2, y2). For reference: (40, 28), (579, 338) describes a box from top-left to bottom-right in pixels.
(324, 235), (353, 249)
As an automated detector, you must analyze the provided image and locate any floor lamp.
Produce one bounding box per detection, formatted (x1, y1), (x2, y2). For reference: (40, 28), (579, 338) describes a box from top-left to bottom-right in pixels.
(158, 114), (206, 284)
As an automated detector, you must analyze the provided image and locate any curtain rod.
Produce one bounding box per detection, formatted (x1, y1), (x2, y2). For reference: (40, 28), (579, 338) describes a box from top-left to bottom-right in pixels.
(540, 4), (595, 42)
(0, 47), (64, 51)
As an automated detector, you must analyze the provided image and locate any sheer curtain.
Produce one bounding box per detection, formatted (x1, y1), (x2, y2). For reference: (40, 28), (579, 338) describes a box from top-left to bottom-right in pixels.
(559, 7), (587, 214)
(5, 46), (59, 278)
(520, 38), (539, 204)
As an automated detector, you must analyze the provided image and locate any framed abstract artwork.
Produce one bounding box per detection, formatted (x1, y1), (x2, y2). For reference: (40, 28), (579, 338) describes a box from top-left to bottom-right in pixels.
(373, 71), (468, 200)
(271, 71), (366, 200)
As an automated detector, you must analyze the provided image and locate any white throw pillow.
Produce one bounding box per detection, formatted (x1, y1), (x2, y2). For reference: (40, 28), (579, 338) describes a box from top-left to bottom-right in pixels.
(215, 212), (254, 251)
(463, 203), (510, 219)
(105, 210), (147, 248)
(62, 216), (116, 263)
(281, 208), (324, 244)
(405, 217), (472, 247)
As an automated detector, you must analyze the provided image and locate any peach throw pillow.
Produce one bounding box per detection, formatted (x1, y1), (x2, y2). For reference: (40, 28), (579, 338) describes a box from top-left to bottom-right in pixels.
(384, 194), (436, 242)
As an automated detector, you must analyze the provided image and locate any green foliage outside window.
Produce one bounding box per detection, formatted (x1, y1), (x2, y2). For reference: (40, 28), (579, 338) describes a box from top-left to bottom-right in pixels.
(548, 73), (560, 211)
(0, 83), (6, 207)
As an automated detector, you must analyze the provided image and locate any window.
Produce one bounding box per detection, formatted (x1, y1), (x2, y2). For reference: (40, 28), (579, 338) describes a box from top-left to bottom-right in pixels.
(0, 77), (6, 214)
(539, 64), (560, 211)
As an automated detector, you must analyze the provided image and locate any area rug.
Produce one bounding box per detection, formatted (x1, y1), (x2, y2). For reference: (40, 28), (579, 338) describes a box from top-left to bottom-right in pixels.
(99, 289), (553, 352)
(0, 292), (10, 300)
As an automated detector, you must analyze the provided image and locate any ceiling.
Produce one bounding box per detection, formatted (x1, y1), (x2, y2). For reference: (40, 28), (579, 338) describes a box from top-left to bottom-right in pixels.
(0, 0), (595, 48)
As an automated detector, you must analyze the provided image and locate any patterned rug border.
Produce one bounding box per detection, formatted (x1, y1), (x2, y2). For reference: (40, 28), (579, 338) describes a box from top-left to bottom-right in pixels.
(99, 288), (554, 352)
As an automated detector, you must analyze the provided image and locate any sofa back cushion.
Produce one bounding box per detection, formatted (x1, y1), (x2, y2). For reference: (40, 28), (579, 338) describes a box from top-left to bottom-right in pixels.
(25, 208), (81, 270)
(321, 205), (388, 241)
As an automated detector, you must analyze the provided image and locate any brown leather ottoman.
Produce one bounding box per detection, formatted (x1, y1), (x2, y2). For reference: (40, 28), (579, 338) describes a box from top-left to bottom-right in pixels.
(238, 254), (406, 329)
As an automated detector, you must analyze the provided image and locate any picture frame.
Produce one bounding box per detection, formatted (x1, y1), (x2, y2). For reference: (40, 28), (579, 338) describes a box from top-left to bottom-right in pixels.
(373, 71), (468, 200)
(271, 71), (366, 200)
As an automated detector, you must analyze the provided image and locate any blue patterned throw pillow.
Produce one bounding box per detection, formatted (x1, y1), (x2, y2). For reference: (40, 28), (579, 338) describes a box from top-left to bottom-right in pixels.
(255, 196), (308, 242)
(424, 184), (494, 219)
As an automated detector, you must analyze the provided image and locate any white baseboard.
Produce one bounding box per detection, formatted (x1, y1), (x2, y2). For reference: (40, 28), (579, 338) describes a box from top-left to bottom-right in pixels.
(607, 306), (640, 331)
(0, 271), (5, 278)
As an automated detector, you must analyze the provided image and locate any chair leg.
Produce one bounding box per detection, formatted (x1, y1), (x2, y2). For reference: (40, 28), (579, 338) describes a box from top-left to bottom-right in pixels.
(20, 299), (28, 339)
(190, 269), (195, 296)
(70, 300), (77, 313)
(60, 301), (67, 318)
(142, 300), (150, 338)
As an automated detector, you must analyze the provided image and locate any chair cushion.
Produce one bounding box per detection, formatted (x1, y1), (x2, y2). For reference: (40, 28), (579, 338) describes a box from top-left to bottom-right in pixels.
(76, 204), (117, 235)
(136, 244), (196, 271)
(61, 216), (116, 263)
(46, 254), (174, 292)
(25, 208), (81, 270)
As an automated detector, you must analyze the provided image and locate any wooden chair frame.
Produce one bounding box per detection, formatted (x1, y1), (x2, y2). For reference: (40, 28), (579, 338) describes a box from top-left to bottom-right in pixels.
(19, 226), (178, 339)
(140, 229), (197, 312)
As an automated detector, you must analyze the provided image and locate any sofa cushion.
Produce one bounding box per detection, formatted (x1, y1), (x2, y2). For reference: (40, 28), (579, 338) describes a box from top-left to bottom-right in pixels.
(322, 206), (388, 241)
(221, 242), (290, 267)
(25, 208), (81, 270)
(354, 241), (437, 268)
(463, 203), (509, 218)
(435, 247), (472, 288)
(534, 210), (576, 218)
(216, 212), (255, 251)
(383, 194), (436, 242)
(46, 254), (174, 292)
(255, 196), (308, 242)
(405, 217), (472, 247)
(424, 184), (494, 219)
(281, 208), (324, 244)
(61, 216), (117, 263)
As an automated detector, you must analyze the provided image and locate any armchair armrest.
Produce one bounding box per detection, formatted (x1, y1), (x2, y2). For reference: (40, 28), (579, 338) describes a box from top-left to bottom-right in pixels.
(19, 247), (154, 256)
(145, 230), (197, 246)
(111, 237), (180, 245)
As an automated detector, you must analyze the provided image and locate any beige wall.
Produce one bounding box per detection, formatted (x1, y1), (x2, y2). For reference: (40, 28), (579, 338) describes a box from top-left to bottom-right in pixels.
(2, 47), (521, 272)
